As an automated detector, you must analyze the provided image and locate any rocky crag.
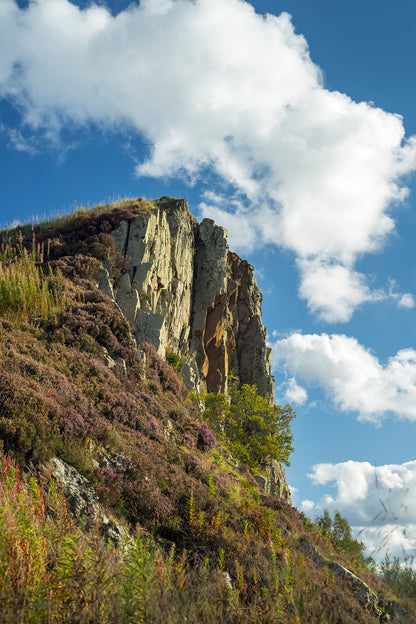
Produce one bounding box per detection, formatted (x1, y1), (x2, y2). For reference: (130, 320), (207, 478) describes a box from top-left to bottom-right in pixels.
(97, 196), (274, 398)
(95, 196), (288, 501)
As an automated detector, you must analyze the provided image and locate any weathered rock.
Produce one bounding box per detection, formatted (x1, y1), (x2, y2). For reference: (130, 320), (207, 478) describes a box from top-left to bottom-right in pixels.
(254, 474), (268, 491)
(298, 536), (326, 567)
(137, 348), (147, 379)
(101, 513), (125, 546)
(135, 309), (168, 353)
(102, 197), (275, 399)
(227, 252), (275, 397)
(103, 350), (116, 370)
(332, 562), (382, 615)
(267, 459), (292, 503)
(191, 218), (229, 392)
(111, 197), (195, 357)
(102, 348), (126, 373)
(43, 457), (126, 547)
(297, 538), (390, 621)
(97, 449), (132, 473)
(254, 459), (292, 504)
(115, 272), (140, 326)
(95, 267), (115, 301)
(46, 457), (99, 519)
(162, 418), (174, 439)
(181, 355), (204, 394)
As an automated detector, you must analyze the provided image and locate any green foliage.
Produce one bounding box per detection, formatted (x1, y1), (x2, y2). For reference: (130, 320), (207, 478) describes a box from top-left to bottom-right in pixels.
(317, 508), (333, 535)
(0, 235), (67, 322)
(378, 554), (416, 599)
(198, 384), (295, 472)
(317, 509), (367, 562)
(166, 348), (182, 373)
(0, 454), (119, 624)
(0, 448), (388, 623)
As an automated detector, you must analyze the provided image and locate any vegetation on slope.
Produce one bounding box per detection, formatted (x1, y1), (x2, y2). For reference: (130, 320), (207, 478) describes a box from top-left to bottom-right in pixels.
(0, 201), (414, 623)
(197, 384), (295, 472)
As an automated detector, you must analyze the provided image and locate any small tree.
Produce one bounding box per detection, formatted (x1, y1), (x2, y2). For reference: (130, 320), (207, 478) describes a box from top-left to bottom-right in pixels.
(317, 509), (332, 536)
(316, 509), (367, 562)
(198, 384), (295, 472)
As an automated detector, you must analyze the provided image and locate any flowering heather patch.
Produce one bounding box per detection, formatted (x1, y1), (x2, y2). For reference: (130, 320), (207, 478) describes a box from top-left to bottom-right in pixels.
(123, 474), (174, 529)
(184, 454), (206, 478)
(57, 290), (135, 361)
(143, 341), (188, 399)
(7, 199), (157, 282)
(138, 390), (164, 421)
(53, 253), (102, 280)
(197, 423), (217, 452)
(262, 495), (308, 533)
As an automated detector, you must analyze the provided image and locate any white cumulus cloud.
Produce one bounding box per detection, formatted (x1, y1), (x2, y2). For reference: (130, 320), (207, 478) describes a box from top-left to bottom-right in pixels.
(296, 260), (385, 323)
(398, 293), (415, 309)
(280, 377), (308, 405)
(388, 280), (415, 310)
(305, 459), (416, 561)
(1, 0), (416, 321)
(272, 332), (416, 423)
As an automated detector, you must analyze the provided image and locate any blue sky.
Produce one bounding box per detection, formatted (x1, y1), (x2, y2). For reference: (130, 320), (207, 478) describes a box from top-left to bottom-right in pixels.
(2, 0), (416, 561)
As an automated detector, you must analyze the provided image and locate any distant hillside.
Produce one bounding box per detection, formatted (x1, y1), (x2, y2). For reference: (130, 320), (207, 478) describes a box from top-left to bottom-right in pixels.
(0, 198), (414, 623)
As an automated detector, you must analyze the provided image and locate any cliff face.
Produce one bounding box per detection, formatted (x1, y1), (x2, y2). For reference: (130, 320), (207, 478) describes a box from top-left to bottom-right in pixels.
(97, 197), (274, 398)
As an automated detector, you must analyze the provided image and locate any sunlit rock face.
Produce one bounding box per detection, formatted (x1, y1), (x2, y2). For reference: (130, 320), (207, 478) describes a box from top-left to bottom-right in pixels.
(111, 197), (195, 358)
(100, 196), (274, 398)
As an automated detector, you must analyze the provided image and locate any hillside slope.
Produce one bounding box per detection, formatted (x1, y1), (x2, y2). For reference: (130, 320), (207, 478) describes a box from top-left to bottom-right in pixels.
(0, 198), (414, 623)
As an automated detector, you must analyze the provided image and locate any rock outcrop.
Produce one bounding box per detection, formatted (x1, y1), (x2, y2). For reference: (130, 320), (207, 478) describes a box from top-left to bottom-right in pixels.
(98, 197), (274, 398)
(256, 458), (292, 503)
(43, 457), (126, 547)
(298, 538), (388, 621)
(93, 197), (291, 503)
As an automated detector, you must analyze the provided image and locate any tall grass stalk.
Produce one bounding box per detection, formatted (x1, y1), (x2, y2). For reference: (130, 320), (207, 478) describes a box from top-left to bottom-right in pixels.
(0, 236), (66, 322)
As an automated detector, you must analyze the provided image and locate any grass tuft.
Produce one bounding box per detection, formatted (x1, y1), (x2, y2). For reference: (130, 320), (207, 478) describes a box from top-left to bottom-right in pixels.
(0, 233), (67, 323)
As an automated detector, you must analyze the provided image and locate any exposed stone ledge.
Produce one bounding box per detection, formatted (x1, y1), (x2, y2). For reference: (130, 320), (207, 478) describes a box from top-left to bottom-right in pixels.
(298, 537), (416, 622)
(42, 457), (126, 547)
(254, 458), (292, 504)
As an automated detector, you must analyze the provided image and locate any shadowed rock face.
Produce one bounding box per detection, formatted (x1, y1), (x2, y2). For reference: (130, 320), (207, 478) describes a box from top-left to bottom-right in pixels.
(227, 252), (275, 398)
(98, 196), (274, 399)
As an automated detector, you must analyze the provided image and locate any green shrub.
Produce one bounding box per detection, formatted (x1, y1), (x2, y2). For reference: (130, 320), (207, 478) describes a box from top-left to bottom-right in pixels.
(378, 554), (416, 598)
(197, 384), (295, 472)
(166, 348), (182, 373)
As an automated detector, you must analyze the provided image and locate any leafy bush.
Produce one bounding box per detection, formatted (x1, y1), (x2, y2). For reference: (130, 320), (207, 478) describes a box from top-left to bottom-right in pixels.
(198, 384), (295, 472)
(378, 554), (416, 599)
(166, 348), (182, 372)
